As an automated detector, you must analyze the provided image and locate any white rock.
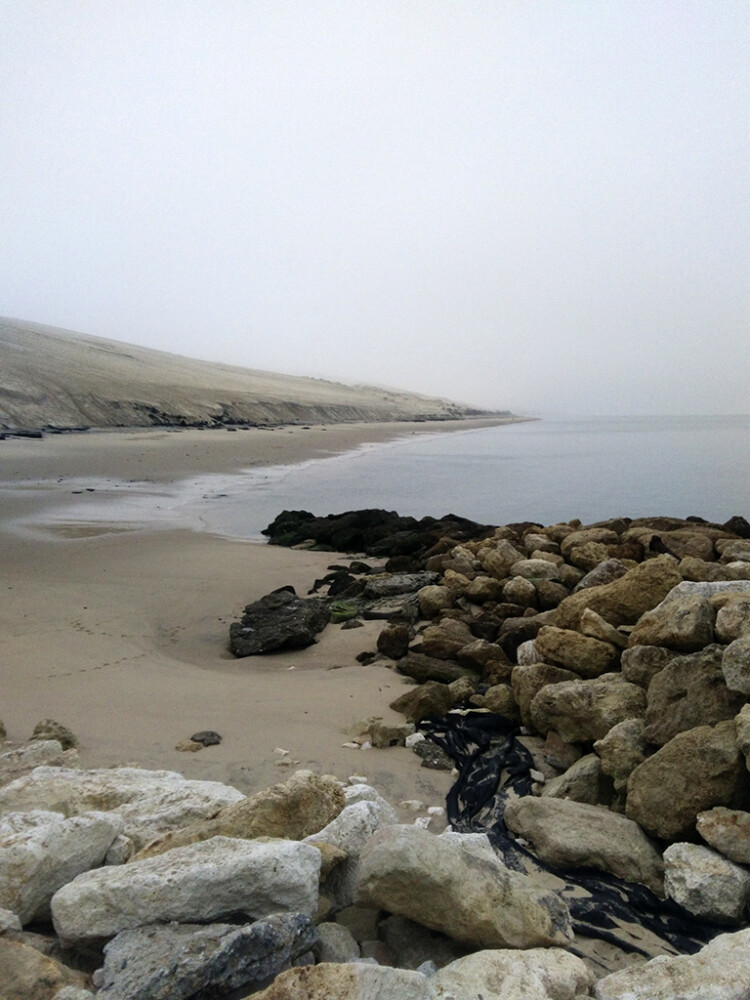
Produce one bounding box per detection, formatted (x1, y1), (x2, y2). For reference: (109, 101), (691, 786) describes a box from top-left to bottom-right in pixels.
(405, 732), (426, 748)
(663, 842), (750, 925)
(0, 809), (123, 924)
(0, 740), (64, 765)
(594, 927), (750, 999)
(50, 836), (321, 944)
(0, 906), (22, 932)
(356, 825), (572, 949)
(432, 947), (595, 1000)
(0, 766), (244, 849)
(343, 783), (399, 823)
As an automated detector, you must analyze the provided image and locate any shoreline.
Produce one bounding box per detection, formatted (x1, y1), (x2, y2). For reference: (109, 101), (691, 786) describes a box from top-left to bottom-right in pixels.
(0, 417), (524, 811)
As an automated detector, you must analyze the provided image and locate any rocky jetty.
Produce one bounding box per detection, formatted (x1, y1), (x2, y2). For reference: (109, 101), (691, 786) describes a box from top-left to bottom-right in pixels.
(3, 510), (750, 998)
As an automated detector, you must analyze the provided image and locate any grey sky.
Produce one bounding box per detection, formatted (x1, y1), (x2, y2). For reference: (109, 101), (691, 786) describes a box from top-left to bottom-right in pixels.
(1, 1), (748, 416)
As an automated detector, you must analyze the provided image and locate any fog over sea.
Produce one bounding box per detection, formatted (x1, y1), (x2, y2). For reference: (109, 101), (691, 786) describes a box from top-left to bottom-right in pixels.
(202, 414), (750, 539)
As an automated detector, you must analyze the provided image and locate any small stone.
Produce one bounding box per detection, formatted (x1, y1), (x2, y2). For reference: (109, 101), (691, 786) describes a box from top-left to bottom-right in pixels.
(190, 730), (222, 746)
(30, 719), (77, 750)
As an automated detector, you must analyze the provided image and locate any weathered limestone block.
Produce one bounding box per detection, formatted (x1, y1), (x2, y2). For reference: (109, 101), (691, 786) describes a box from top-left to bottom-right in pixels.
(248, 963), (433, 1000)
(473, 683), (519, 721)
(628, 593), (715, 652)
(481, 539), (526, 580)
(355, 825), (572, 949)
(696, 807), (750, 865)
(626, 721), (749, 841)
(503, 576), (538, 607)
(389, 680), (454, 723)
(536, 579), (571, 611)
(567, 541), (613, 572)
(96, 913), (316, 1000)
(462, 575), (504, 604)
(555, 555), (682, 630)
(620, 644), (676, 688)
(0, 766), (244, 850)
(30, 719), (77, 750)
(540, 753), (610, 805)
(736, 704), (750, 770)
(580, 607), (628, 648)
(594, 927), (750, 1000)
(431, 947), (595, 1000)
(417, 585), (454, 619)
(534, 626), (619, 679)
(421, 619), (474, 659)
(511, 663), (578, 730)
(722, 635), (750, 695)
(572, 559), (629, 593)
(530, 673), (646, 743)
(663, 842), (750, 925)
(312, 921), (360, 963)
(643, 645), (745, 746)
(510, 558), (562, 581)
(51, 837), (321, 945)
(504, 796), (664, 895)
(715, 596), (750, 641)
(560, 528), (620, 559)
(135, 769), (345, 860)
(397, 652), (475, 685)
(594, 718), (647, 794)
(0, 810), (122, 924)
(0, 937), (91, 1000)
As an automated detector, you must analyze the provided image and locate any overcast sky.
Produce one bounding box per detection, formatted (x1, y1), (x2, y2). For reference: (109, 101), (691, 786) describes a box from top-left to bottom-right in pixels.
(1, 1), (748, 416)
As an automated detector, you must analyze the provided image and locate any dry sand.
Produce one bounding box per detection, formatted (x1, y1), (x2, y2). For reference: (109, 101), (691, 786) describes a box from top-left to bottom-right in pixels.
(0, 419), (505, 811)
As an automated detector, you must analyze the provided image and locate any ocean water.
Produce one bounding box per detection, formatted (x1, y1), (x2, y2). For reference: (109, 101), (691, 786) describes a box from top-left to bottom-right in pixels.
(201, 414), (750, 539)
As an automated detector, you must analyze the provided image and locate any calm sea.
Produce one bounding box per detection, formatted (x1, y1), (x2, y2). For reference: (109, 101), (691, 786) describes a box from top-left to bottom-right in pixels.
(199, 414), (750, 539)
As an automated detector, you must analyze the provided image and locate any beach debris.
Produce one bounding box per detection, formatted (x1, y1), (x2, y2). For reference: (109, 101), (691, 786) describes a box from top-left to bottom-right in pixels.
(274, 746), (290, 755)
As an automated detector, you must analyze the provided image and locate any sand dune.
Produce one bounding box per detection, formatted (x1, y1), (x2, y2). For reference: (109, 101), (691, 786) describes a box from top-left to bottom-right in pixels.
(0, 317), (498, 431)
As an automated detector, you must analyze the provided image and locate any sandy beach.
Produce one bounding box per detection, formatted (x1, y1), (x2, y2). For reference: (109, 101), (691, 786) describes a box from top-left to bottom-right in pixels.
(0, 418), (506, 811)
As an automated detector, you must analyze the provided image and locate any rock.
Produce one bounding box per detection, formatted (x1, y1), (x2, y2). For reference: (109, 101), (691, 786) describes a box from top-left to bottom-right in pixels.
(481, 539), (526, 580)
(376, 913), (467, 970)
(722, 635), (750, 695)
(474, 683), (519, 721)
(560, 527), (620, 558)
(431, 947), (595, 1000)
(626, 721), (749, 841)
(367, 720), (415, 748)
(540, 753), (610, 805)
(96, 913), (316, 1000)
(594, 718), (648, 796)
(456, 638), (510, 672)
(505, 796), (664, 895)
(413, 740), (455, 771)
(516, 639), (544, 665)
(643, 645), (746, 746)
(355, 825), (572, 949)
(0, 937), (91, 1000)
(715, 596), (750, 641)
(377, 623), (412, 659)
(663, 842), (750, 925)
(534, 626), (619, 679)
(0, 810), (122, 925)
(134, 769), (345, 860)
(628, 593), (715, 652)
(696, 807), (750, 864)
(0, 766), (244, 851)
(30, 720), (77, 750)
(511, 663), (579, 729)
(421, 619), (474, 659)
(573, 558), (629, 592)
(555, 555), (682, 630)
(593, 926), (750, 999)
(620, 644), (676, 687)
(416, 585), (454, 618)
(568, 541), (614, 572)
(334, 904), (380, 943)
(448, 675), (477, 705)
(308, 799), (396, 909)
(462, 575), (504, 603)
(736, 704), (750, 770)
(190, 730), (222, 746)
(397, 652), (476, 685)
(530, 673), (646, 743)
(503, 575), (538, 607)
(248, 962), (433, 1000)
(0, 719), (5, 739)
(580, 607), (628, 647)
(0, 741), (73, 788)
(536, 579), (571, 611)
(51, 837), (321, 945)
(364, 572), (441, 598)
(390, 681), (454, 723)
(679, 555), (731, 582)
(719, 539), (750, 563)
(0, 905), (22, 931)
(312, 922), (360, 963)
(510, 558), (562, 580)
(229, 588), (330, 656)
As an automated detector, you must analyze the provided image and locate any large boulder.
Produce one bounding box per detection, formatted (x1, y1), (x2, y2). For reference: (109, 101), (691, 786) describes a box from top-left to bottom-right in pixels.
(626, 721), (749, 841)
(229, 588), (330, 656)
(134, 770), (345, 860)
(534, 626), (619, 679)
(421, 619), (475, 660)
(504, 796), (664, 895)
(555, 555), (682, 630)
(389, 681), (454, 723)
(628, 592), (715, 652)
(51, 837), (321, 945)
(0, 767), (243, 851)
(95, 913), (316, 1000)
(715, 596), (750, 642)
(0, 810), (122, 924)
(620, 644), (677, 688)
(722, 635), (750, 695)
(643, 645), (746, 747)
(481, 539), (526, 580)
(529, 673), (646, 743)
(355, 826), (572, 949)
(540, 753), (609, 805)
(511, 663), (579, 729)
(397, 652), (476, 685)
(594, 927), (750, 1000)
(248, 963), (432, 1000)
(593, 718), (648, 797)
(431, 948), (595, 1000)
(663, 842), (750, 925)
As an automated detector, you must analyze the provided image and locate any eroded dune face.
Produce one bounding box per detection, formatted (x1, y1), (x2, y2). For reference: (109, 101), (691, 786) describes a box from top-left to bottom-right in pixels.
(0, 317), (489, 430)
